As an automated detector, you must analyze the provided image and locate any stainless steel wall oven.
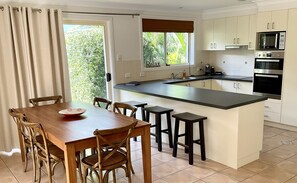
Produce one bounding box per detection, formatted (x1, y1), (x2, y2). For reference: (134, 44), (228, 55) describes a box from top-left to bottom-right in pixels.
(253, 51), (284, 99)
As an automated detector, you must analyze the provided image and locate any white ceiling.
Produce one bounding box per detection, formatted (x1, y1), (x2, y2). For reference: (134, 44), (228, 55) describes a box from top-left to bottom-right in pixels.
(4, 0), (265, 12)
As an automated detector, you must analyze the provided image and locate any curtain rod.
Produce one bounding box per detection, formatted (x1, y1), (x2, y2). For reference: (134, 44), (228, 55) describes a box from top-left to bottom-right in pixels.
(62, 10), (140, 16)
(0, 6), (140, 16)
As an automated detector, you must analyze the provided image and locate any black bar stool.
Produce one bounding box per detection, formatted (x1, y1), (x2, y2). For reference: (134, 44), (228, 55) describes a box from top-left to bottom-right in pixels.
(144, 106), (173, 152)
(123, 101), (148, 141)
(172, 112), (207, 165)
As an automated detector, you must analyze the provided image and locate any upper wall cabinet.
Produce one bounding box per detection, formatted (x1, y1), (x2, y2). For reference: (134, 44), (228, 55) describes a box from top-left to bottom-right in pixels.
(257, 10), (288, 32)
(225, 16), (249, 46)
(248, 15), (257, 50)
(202, 18), (225, 50)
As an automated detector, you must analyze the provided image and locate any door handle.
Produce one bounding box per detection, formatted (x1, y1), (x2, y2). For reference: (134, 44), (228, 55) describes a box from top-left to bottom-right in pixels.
(237, 38), (239, 44)
(255, 74), (279, 78)
(233, 38), (236, 44)
(272, 22), (275, 29)
(106, 73), (111, 82)
(267, 22), (270, 30)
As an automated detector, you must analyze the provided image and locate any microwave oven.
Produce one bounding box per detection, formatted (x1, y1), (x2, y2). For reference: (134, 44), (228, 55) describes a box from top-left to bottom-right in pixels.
(256, 31), (286, 50)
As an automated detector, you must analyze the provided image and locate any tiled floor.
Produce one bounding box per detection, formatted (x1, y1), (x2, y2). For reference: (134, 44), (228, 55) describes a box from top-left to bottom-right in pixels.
(2, 125), (297, 183)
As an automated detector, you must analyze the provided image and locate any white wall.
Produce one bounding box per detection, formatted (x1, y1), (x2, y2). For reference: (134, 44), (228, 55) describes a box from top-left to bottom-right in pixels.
(203, 48), (255, 76)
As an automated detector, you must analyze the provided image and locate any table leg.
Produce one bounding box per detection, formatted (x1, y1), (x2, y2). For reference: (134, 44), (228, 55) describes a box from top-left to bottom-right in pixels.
(64, 144), (77, 183)
(141, 125), (152, 183)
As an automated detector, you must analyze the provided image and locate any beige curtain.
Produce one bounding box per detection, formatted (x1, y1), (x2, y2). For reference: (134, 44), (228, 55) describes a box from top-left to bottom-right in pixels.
(0, 5), (71, 152)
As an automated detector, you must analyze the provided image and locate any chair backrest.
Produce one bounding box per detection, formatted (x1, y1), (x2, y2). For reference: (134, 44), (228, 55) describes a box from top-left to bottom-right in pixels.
(93, 97), (112, 110)
(113, 102), (137, 117)
(8, 108), (30, 147)
(29, 95), (63, 106)
(20, 116), (50, 159)
(93, 120), (137, 170)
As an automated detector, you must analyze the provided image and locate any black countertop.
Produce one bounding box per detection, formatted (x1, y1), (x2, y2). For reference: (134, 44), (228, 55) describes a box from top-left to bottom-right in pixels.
(114, 76), (267, 110)
(164, 75), (253, 84)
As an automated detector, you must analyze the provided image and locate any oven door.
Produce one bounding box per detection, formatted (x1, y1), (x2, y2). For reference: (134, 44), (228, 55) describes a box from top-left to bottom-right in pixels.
(254, 58), (284, 70)
(253, 73), (282, 99)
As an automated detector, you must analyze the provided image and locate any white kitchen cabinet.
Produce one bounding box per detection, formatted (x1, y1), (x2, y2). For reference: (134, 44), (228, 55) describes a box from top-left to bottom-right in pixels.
(264, 99), (281, 123)
(174, 80), (211, 89)
(248, 14), (257, 50)
(188, 80), (212, 89)
(202, 18), (225, 50)
(225, 16), (249, 46)
(257, 10), (288, 32)
(211, 79), (222, 91)
(281, 8), (297, 127)
(221, 80), (253, 94)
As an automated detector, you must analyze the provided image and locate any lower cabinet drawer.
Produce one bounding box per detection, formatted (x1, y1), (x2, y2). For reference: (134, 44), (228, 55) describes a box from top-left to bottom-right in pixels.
(264, 111), (281, 123)
(264, 99), (281, 113)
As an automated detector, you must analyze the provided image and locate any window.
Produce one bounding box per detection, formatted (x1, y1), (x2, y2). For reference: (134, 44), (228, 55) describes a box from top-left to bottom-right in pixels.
(142, 19), (194, 68)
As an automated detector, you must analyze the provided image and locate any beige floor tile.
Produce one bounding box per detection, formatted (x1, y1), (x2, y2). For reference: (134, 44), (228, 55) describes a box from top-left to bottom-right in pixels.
(195, 159), (228, 171)
(259, 152), (285, 165)
(193, 180), (207, 183)
(280, 130), (297, 139)
(285, 176), (297, 183)
(265, 127), (286, 135)
(153, 179), (169, 183)
(287, 154), (297, 163)
(162, 171), (199, 183)
(258, 166), (295, 182)
(152, 163), (179, 179)
(241, 174), (278, 183)
(220, 167), (255, 181)
(263, 135), (295, 147)
(152, 152), (176, 163)
(276, 160), (297, 174)
(167, 158), (192, 170)
(183, 165), (215, 179)
(202, 173), (238, 183)
(263, 130), (279, 138)
(261, 143), (277, 153)
(279, 143), (297, 153)
(242, 160), (270, 173)
(266, 147), (296, 159)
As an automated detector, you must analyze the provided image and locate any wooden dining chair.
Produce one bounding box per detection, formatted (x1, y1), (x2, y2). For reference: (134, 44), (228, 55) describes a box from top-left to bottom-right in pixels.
(113, 102), (138, 174)
(29, 95), (63, 106)
(113, 102), (137, 118)
(93, 97), (112, 110)
(8, 108), (38, 181)
(20, 116), (64, 183)
(81, 120), (137, 183)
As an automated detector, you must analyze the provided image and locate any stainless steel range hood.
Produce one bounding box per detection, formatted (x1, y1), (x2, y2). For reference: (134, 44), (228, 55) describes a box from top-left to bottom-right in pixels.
(225, 45), (248, 49)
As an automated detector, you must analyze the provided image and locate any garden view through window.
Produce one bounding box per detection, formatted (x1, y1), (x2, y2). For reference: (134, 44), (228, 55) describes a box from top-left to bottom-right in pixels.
(64, 24), (107, 103)
(143, 32), (189, 68)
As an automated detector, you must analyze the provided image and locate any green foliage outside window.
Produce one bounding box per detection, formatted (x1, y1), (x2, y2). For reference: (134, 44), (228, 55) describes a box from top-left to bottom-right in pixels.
(64, 25), (106, 103)
(143, 32), (188, 68)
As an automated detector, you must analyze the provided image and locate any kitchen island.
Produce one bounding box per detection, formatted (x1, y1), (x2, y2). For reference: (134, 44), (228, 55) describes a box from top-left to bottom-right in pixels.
(114, 77), (267, 169)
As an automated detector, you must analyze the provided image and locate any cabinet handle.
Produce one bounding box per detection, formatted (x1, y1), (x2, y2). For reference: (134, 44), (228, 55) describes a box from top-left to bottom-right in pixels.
(203, 81), (205, 87)
(248, 42), (251, 48)
(188, 83), (191, 87)
(233, 83), (236, 89)
(264, 106), (269, 108)
(272, 22), (275, 29)
(237, 83), (240, 89)
(210, 43), (213, 49)
(267, 22), (270, 30)
(264, 115), (269, 118)
(214, 43), (217, 49)
(233, 38), (236, 44)
(237, 38), (239, 44)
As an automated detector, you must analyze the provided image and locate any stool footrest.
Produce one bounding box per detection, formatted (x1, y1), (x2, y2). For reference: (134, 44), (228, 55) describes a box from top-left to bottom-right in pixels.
(177, 142), (189, 149)
(177, 133), (186, 137)
(150, 133), (157, 137)
(193, 139), (201, 145)
(150, 124), (157, 128)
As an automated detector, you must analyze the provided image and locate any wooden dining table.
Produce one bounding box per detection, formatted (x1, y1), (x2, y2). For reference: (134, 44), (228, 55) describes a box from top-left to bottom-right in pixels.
(16, 102), (152, 183)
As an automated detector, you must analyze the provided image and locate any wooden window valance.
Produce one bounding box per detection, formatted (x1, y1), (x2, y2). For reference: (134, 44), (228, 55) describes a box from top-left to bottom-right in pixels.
(142, 19), (194, 33)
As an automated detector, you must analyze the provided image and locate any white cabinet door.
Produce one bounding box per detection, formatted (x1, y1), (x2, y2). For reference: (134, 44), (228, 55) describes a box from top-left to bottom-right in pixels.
(202, 20), (214, 50)
(257, 10), (288, 32)
(213, 18), (226, 50)
(188, 80), (211, 89)
(221, 80), (253, 94)
(236, 82), (253, 94)
(281, 9), (297, 126)
(221, 80), (237, 93)
(248, 15), (257, 50)
(237, 15), (249, 45)
(271, 10), (288, 31)
(225, 17), (237, 45)
(211, 79), (222, 91)
(265, 99), (281, 123)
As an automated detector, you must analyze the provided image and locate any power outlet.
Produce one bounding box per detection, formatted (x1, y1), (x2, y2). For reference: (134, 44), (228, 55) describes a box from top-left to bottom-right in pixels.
(124, 73), (131, 78)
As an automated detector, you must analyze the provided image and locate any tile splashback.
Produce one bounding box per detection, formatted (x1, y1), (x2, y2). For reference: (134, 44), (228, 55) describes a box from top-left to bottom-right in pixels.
(207, 48), (255, 77)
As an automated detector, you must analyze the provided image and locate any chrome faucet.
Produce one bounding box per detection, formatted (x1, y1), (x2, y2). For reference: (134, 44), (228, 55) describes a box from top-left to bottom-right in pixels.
(171, 72), (181, 79)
